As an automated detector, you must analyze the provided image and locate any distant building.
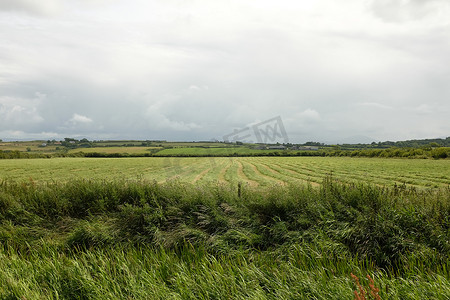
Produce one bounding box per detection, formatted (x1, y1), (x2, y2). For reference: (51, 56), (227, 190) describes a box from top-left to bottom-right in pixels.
(292, 146), (319, 151)
(254, 145), (267, 150)
(267, 145), (286, 150)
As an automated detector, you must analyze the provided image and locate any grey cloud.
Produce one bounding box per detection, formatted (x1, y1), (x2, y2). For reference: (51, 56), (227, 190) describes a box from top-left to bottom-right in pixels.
(0, 94), (44, 132)
(0, 0), (62, 16)
(0, 0), (448, 142)
(358, 102), (393, 110)
(368, 0), (450, 23)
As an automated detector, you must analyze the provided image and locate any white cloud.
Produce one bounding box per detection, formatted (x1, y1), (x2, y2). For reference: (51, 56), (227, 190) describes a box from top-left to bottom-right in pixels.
(412, 104), (433, 114)
(68, 113), (93, 124)
(188, 85), (201, 91)
(298, 109), (321, 121)
(188, 85), (209, 93)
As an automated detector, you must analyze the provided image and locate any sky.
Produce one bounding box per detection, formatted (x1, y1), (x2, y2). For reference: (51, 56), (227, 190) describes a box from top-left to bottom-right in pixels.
(0, 0), (449, 144)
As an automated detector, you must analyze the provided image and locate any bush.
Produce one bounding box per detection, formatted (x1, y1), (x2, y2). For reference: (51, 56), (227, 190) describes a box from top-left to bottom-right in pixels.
(431, 147), (449, 159)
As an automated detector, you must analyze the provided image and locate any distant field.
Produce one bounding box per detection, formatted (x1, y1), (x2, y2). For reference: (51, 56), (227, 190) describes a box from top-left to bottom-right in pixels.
(153, 147), (276, 156)
(3, 140), (448, 160)
(67, 146), (258, 155)
(94, 141), (223, 147)
(0, 142), (58, 152)
(0, 141), (267, 155)
(1, 157), (448, 188)
(68, 147), (161, 154)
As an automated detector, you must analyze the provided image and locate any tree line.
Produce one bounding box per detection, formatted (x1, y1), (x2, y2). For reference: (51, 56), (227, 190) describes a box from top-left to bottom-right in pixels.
(1, 146), (448, 159)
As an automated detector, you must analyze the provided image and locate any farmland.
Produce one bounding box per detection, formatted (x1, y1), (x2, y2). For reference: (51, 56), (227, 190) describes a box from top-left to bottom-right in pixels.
(0, 156), (449, 299)
(2, 139), (449, 159)
(1, 156), (449, 188)
(68, 146), (162, 154)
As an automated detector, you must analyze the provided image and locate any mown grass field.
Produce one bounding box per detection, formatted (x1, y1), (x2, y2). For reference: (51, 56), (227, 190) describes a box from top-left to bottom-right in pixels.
(1, 156), (449, 188)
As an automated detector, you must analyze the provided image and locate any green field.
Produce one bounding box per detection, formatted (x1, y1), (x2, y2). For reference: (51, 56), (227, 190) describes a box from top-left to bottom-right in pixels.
(67, 146), (161, 154)
(1, 156), (449, 188)
(67, 145), (277, 156)
(0, 141), (59, 153)
(153, 147), (271, 156)
(0, 157), (449, 299)
(2, 139), (449, 160)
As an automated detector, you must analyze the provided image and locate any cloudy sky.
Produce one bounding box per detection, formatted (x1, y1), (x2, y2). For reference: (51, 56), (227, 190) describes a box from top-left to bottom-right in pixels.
(1, 0), (449, 143)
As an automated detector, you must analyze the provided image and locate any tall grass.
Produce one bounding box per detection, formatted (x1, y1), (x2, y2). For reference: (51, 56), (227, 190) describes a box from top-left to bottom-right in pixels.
(0, 178), (449, 299)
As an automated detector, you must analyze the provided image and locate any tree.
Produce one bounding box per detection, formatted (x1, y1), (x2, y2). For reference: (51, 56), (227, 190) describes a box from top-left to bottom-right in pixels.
(429, 142), (440, 148)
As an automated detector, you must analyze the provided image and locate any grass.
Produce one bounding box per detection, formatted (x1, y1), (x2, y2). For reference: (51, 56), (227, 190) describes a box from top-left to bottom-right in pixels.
(1, 156), (449, 188)
(0, 177), (449, 298)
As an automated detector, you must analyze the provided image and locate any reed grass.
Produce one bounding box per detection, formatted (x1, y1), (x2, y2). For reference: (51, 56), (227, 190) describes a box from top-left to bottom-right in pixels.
(0, 177), (448, 299)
